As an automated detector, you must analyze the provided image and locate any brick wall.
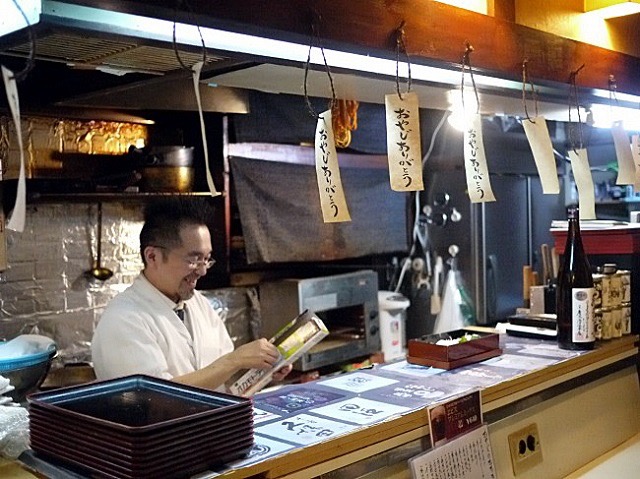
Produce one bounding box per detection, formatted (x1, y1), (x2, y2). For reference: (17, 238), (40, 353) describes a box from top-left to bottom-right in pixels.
(0, 202), (144, 363)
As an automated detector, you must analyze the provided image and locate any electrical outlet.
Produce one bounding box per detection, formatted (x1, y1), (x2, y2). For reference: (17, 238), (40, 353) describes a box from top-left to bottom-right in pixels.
(508, 423), (543, 476)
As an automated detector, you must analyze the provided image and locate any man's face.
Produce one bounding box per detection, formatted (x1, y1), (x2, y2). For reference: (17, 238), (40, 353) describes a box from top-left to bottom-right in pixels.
(145, 224), (213, 302)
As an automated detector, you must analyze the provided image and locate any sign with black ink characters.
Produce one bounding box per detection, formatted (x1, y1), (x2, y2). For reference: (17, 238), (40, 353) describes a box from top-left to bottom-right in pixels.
(428, 390), (482, 448)
(310, 396), (411, 425)
(319, 372), (398, 393)
(256, 413), (357, 446)
(315, 110), (351, 223)
(409, 424), (496, 479)
(463, 114), (495, 203)
(255, 387), (346, 415)
(385, 92), (424, 192)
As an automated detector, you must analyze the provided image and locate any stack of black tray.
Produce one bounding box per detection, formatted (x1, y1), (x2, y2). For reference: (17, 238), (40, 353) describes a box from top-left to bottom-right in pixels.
(27, 375), (254, 479)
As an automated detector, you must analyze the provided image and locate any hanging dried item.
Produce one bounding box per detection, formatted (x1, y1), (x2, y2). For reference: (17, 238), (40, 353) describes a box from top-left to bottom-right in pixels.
(331, 99), (359, 148)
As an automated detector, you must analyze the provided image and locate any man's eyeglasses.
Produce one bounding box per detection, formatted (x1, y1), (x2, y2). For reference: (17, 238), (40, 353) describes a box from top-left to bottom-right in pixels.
(154, 246), (216, 270)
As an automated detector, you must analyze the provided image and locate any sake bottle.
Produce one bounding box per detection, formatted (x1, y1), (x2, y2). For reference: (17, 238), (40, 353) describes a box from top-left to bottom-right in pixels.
(556, 205), (595, 350)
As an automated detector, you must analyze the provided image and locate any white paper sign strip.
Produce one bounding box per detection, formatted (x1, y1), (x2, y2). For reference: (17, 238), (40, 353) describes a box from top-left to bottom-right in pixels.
(631, 134), (640, 189)
(191, 61), (221, 197)
(463, 114), (496, 203)
(522, 116), (560, 194)
(1, 65), (26, 232)
(568, 149), (596, 220)
(611, 121), (635, 185)
(384, 92), (424, 192)
(315, 110), (351, 223)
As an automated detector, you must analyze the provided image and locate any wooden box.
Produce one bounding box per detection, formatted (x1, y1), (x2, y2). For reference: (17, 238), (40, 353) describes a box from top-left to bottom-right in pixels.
(407, 329), (501, 370)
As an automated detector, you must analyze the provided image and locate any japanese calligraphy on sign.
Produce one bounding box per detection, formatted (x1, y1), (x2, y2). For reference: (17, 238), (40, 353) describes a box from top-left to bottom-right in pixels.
(385, 92), (424, 192)
(409, 425), (496, 479)
(463, 114), (495, 203)
(568, 149), (596, 220)
(522, 116), (560, 194)
(631, 134), (640, 189)
(315, 110), (351, 223)
(611, 121), (635, 185)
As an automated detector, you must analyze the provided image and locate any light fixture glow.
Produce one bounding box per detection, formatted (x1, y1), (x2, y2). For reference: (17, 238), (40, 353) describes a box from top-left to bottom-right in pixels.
(588, 103), (640, 130)
(1, 0), (40, 37)
(446, 89), (480, 131)
(583, 0), (640, 18)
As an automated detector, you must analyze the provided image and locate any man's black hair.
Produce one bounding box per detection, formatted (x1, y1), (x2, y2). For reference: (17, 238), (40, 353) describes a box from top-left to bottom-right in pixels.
(139, 198), (214, 264)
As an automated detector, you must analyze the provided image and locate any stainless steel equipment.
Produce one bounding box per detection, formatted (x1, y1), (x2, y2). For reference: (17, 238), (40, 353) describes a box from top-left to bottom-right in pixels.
(258, 270), (380, 371)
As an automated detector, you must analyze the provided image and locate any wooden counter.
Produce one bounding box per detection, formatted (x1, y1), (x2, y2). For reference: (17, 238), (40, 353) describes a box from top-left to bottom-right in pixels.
(10, 334), (640, 479)
(217, 334), (639, 479)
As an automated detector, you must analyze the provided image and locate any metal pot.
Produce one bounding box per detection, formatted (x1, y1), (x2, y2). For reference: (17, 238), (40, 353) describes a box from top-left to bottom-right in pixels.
(146, 146), (194, 167)
(140, 166), (195, 192)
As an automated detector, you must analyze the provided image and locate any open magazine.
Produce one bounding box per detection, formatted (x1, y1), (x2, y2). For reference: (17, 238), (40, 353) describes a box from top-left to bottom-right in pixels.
(226, 310), (329, 397)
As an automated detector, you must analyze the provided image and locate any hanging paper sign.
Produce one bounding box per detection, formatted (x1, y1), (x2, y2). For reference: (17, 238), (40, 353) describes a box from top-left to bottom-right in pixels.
(631, 134), (640, 189)
(611, 121), (635, 185)
(384, 92), (424, 191)
(522, 117), (560, 194)
(463, 114), (495, 203)
(191, 61), (221, 197)
(568, 148), (596, 220)
(1, 65), (26, 232)
(315, 110), (351, 223)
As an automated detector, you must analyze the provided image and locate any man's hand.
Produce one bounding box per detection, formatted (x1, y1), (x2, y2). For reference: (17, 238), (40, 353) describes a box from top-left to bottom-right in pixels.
(271, 363), (293, 382)
(227, 338), (280, 370)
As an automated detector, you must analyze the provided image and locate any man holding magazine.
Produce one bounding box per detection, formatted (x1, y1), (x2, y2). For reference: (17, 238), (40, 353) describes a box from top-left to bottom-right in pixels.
(91, 198), (292, 393)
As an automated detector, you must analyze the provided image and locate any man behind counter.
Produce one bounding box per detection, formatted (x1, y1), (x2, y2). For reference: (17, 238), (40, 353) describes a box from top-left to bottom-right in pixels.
(91, 198), (291, 392)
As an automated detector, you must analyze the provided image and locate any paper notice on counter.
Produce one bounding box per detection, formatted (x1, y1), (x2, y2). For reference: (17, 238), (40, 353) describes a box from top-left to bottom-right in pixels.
(315, 110), (351, 223)
(630, 134), (640, 189)
(522, 116), (560, 194)
(568, 148), (596, 220)
(409, 424), (496, 479)
(611, 121), (635, 185)
(385, 91), (424, 192)
(428, 390), (482, 448)
(464, 114), (496, 203)
(191, 61), (221, 197)
(1, 65), (26, 232)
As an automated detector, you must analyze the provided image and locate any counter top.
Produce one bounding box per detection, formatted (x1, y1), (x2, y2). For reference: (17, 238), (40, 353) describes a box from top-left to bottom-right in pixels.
(215, 334), (638, 479)
(11, 333), (639, 479)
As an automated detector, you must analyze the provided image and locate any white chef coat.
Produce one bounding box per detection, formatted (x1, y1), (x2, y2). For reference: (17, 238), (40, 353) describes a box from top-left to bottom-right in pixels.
(91, 273), (234, 382)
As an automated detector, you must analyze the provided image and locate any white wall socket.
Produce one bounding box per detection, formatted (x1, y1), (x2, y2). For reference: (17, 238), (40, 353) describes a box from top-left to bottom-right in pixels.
(508, 423), (543, 475)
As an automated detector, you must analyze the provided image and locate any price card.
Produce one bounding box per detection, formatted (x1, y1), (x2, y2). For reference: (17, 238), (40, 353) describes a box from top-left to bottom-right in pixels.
(385, 91), (424, 191)
(568, 148), (596, 220)
(611, 121), (635, 185)
(315, 110), (351, 223)
(428, 390), (482, 448)
(522, 116), (560, 194)
(630, 134), (640, 189)
(409, 424), (496, 479)
(464, 114), (495, 203)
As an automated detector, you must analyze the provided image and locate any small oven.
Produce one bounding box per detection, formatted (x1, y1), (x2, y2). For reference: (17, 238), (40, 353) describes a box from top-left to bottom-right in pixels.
(258, 270), (380, 371)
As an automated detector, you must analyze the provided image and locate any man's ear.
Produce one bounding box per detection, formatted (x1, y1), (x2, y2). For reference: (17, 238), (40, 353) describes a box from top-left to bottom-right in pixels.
(143, 245), (159, 265)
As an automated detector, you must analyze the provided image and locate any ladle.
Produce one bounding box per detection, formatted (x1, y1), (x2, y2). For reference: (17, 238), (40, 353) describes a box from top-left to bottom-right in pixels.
(86, 203), (113, 281)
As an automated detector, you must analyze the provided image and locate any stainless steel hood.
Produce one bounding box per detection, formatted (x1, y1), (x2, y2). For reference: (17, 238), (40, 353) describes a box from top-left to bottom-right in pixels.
(0, 1), (250, 113)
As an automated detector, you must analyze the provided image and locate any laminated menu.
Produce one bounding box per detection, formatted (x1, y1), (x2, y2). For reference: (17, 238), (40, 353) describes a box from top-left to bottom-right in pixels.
(227, 310), (329, 397)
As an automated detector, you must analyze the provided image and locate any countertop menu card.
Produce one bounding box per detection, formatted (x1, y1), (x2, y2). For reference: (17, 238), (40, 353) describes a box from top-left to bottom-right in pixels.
(409, 424), (496, 479)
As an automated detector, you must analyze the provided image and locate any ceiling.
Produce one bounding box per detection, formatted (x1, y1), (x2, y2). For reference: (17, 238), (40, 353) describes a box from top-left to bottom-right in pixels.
(0, 0), (632, 123)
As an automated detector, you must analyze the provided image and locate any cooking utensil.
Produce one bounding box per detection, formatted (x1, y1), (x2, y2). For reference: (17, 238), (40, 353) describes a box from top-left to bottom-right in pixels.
(430, 256), (443, 315)
(86, 203), (113, 282)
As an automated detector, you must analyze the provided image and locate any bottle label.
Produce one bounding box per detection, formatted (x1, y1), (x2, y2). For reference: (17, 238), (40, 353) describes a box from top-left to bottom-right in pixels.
(572, 287), (595, 342)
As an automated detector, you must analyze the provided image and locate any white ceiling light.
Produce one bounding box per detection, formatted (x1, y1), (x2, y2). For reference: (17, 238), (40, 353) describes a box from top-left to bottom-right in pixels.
(583, 0), (640, 18)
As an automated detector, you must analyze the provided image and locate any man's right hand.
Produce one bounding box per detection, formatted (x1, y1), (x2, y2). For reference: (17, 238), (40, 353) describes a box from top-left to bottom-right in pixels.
(227, 338), (280, 370)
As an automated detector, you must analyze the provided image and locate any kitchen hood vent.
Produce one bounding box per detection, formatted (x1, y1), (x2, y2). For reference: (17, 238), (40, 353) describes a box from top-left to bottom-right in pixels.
(5, 31), (225, 75)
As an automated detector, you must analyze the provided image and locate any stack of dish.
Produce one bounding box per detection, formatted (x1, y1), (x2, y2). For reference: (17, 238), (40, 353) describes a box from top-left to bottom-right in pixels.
(28, 375), (254, 479)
